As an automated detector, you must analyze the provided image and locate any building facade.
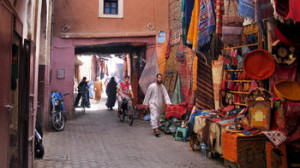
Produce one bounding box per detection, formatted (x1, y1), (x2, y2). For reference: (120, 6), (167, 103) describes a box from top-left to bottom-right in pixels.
(0, 0), (53, 167)
(50, 0), (169, 115)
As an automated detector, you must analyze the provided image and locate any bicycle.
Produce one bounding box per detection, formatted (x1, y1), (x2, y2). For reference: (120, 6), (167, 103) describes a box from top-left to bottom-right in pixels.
(119, 98), (133, 126)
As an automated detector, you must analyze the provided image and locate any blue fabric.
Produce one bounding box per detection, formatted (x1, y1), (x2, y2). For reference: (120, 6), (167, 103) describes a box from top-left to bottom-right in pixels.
(190, 110), (203, 126)
(88, 81), (94, 98)
(185, 0), (195, 37)
(51, 92), (66, 112)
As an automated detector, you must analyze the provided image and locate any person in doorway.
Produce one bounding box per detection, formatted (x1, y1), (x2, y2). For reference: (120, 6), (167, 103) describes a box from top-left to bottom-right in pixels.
(117, 76), (135, 117)
(94, 77), (102, 103)
(105, 77), (117, 110)
(74, 77), (90, 108)
(143, 73), (171, 137)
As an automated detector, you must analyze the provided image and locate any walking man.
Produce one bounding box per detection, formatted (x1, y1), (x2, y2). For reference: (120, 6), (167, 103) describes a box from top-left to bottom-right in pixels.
(143, 73), (171, 137)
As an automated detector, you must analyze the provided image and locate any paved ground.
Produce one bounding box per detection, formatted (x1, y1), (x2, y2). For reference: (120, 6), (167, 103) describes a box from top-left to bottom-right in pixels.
(34, 98), (224, 168)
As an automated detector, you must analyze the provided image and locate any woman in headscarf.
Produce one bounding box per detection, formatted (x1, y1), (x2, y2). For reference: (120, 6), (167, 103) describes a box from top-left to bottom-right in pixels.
(94, 77), (102, 103)
(105, 77), (117, 110)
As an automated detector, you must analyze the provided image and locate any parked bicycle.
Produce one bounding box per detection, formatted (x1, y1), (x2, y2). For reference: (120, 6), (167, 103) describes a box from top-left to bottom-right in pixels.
(119, 97), (134, 126)
(50, 92), (69, 131)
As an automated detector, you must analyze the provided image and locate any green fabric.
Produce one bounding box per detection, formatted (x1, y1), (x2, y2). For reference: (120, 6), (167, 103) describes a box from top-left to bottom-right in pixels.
(171, 75), (184, 105)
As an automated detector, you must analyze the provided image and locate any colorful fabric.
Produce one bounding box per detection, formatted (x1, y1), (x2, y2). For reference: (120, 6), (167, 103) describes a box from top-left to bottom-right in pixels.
(197, 0), (216, 48)
(171, 76), (184, 105)
(286, 0), (300, 22)
(192, 55), (198, 91)
(165, 102), (188, 119)
(158, 41), (168, 75)
(274, 100), (286, 134)
(163, 45), (179, 98)
(187, 0), (200, 50)
(271, 0), (290, 21)
(238, 0), (261, 21)
(263, 131), (287, 147)
(259, 0), (274, 20)
(184, 0), (196, 45)
(212, 56), (224, 110)
(138, 50), (160, 94)
(286, 101), (300, 117)
(215, 0), (224, 35)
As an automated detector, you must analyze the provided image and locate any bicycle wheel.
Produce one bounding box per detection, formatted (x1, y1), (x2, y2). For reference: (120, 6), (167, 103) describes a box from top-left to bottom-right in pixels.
(120, 109), (126, 122)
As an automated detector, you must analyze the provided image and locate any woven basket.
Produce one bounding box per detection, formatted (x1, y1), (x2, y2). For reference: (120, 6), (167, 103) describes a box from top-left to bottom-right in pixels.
(274, 79), (300, 101)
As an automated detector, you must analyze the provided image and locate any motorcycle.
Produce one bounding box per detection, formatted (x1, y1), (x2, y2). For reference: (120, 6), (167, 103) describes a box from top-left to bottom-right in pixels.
(34, 129), (44, 158)
(51, 92), (69, 131)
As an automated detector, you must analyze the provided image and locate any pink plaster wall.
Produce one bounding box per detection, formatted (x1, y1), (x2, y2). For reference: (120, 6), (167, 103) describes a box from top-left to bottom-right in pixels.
(53, 0), (169, 37)
(50, 38), (75, 115)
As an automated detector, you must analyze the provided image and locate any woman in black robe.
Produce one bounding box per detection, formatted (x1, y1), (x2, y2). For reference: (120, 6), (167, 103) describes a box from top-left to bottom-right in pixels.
(105, 77), (117, 110)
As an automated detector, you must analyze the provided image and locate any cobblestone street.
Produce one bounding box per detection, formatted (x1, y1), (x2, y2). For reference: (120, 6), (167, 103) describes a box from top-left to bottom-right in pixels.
(34, 98), (224, 168)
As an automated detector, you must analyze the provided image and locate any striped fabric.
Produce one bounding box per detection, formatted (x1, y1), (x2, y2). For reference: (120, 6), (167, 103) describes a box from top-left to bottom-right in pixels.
(192, 55), (198, 91)
(212, 56), (224, 109)
(196, 57), (215, 110)
(215, 0), (224, 35)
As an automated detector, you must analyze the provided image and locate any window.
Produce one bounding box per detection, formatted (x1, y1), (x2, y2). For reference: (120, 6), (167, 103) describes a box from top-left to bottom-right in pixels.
(104, 0), (118, 14)
(99, 0), (123, 18)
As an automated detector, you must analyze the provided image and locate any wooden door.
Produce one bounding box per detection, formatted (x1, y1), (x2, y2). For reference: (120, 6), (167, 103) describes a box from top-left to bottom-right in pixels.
(0, 3), (13, 168)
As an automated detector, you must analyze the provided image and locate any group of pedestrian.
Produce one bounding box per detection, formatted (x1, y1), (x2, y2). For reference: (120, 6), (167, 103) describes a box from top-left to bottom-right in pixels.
(75, 73), (171, 138)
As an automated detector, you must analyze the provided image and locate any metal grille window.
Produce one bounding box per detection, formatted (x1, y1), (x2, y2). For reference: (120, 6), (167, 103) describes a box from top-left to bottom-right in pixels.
(104, 0), (118, 14)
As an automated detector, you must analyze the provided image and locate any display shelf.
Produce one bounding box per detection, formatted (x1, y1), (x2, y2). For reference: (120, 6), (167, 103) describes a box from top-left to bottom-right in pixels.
(234, 103), (247, 106)
(224, 43), (260, 50)
(227, 80), (253, 83)
(225, 69), (244, 72)
(229, 91), (250, 94)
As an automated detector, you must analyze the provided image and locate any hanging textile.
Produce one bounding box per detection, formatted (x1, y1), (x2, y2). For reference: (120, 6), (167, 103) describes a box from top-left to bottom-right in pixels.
(215, 0), (224, 35)
(183, 0), (195, 45)
(176, 41), (189, 102)
(126, 54), (131, 77)
(259, 0), (274, 20)
(238, 0), (261, 22)
(196, 58), (215, 110)
(197, 0), (216, 48)
(271, 0), (290, 21)
(286, 0), (300, 22)
(138, 50), (160, 95)
(158, 40), (168, 75)
(212, 56), (224, 110)
(163, 45), (179, 98)
(131, 58), (139, 106)
(171, 76), (184, 105)
(192, 55), (198, 91)
(187, 0), (200, 50)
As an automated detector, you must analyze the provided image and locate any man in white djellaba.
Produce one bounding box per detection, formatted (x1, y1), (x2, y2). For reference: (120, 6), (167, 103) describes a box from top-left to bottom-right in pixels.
(143, 73), (171, 137)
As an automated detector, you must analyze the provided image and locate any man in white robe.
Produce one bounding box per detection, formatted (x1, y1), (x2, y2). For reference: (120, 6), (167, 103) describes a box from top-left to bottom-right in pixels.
(143, 73), (171, 136)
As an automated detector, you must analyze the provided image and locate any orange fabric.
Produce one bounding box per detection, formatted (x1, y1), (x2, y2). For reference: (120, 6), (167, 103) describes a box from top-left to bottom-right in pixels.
(187, 0), (200, 51)
(192, 56), (198, 91)
(158, 40), (168, 74)
(222, 131), (239, 162)
(243, 49), (275, 80)
(94, 81), (102, 101)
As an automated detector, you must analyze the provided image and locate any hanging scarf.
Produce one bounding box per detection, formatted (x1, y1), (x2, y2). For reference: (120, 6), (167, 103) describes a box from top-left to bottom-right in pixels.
(271, 0), (289, 21)
(197, 0), (216, 48)
(238, 0), (261, 22)
(187, 0), (200, 51)
(215, 0), (224, 35)
(183, 0), (195, 45)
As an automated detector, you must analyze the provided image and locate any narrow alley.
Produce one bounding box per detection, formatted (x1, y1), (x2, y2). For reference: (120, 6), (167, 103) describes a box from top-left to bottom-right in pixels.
(34, 98), (224, 168)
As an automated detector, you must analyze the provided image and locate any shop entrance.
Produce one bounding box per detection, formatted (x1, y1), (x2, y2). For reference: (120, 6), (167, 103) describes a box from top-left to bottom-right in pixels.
(73, 43), (146, 111)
